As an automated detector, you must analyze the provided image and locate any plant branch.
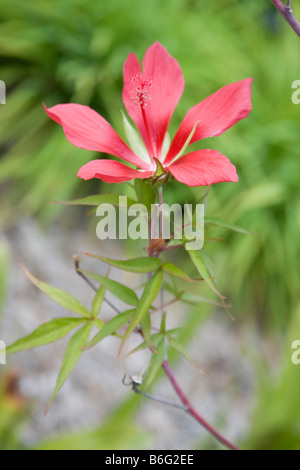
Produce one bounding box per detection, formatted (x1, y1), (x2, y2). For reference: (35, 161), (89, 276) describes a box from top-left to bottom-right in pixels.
(128, 378), (189, 411)
(270, 0), (300, 37)
(162, 360), (240, 450)
(158, 185), (168, 360)
(145, 186), (239, 450)
(73, 255), (120, 314)
(158, 297), (179, 312)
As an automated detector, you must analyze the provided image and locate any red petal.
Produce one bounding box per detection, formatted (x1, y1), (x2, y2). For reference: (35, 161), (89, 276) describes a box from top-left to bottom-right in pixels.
(167, 150), (239, 187)
(44, 103), (149, 169)
(164, 78), (252, 165)
(78, 159), (154, 183)
(123, 42), (184, 160)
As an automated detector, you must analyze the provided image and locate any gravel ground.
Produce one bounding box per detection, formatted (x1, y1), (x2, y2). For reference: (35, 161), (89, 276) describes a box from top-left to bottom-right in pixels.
(0, 218), (255, 449)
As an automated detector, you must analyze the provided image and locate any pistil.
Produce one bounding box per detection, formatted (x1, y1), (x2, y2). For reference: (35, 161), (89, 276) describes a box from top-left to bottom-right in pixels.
(131, 73), (156, 159)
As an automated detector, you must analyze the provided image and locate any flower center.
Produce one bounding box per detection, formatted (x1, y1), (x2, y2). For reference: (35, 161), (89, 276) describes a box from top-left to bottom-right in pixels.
(131, 73), (155, 158)
(131, 73), (153, 109)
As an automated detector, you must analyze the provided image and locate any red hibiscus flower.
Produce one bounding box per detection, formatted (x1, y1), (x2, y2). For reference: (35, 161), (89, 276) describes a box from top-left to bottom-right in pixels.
(44, 42), (252, 187)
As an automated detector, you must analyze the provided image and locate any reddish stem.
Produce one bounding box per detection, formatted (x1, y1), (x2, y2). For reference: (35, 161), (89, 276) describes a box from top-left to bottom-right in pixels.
(270, 0), (300, 37)
(162, 360), (240, 450)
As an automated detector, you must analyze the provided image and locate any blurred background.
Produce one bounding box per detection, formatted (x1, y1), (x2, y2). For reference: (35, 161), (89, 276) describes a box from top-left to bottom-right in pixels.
(1, 0), (300, 450)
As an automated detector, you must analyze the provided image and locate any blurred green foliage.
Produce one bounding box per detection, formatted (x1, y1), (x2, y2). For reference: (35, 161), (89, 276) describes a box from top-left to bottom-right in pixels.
(245, 303), (300, 450)
(36, 396), (150, 450)
(1, 0), (300, 450)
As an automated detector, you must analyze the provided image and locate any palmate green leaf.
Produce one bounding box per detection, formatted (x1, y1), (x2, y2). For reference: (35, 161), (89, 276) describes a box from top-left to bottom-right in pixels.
(160, 312), (167, 335)
(84, 254), (162, 273)
(126, 333), (164, 357)
(201, 250), (235, 319)
(205, 217), (258, 236)
(46, 322), (92, 413)
(50, 194), (137, 207)
(126, 328), (189, 357)
(166, 327), (191, 335)
(83, 309), (135, 351)
(6, 318), (86, 353)
(187, 250), (225, 299)
(22, 265), (91, 318)
(91, 286), (106, 318)
(80, 270), (138, 306)
(166, 335), (203, 373)
(161, 262), (199, 282)
(93, 318), (106, 330)
(140, 312), (156, 352)
(179, 293), (225, 307)
(163, 280), (181, 297)
(142, 340), (165, 390)
(119, 270), (163, 354)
